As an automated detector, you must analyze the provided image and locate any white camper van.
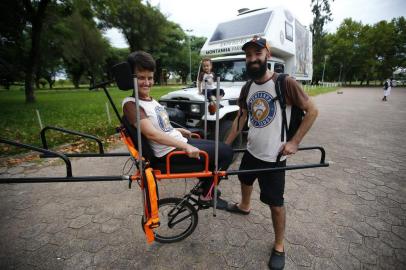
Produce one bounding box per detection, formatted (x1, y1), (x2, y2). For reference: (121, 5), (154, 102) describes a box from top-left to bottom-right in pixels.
(159, 7), (312, 141)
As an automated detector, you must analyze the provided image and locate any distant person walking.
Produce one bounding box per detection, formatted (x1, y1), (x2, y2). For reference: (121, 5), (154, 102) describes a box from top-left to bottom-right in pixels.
(382, 78), (392, 101)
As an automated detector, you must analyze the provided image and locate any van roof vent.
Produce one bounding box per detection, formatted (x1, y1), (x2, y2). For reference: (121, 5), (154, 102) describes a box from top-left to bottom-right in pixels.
(238, 8), (250, 14)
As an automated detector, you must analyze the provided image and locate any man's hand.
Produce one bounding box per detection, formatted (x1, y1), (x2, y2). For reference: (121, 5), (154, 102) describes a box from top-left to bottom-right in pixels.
(177, 128), (192, 138)
(184, 144), (200, 159)
(279, 141), (299, 156)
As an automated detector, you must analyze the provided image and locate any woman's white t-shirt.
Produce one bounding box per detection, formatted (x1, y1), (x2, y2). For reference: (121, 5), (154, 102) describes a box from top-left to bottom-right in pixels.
(122, 97), (187, 157)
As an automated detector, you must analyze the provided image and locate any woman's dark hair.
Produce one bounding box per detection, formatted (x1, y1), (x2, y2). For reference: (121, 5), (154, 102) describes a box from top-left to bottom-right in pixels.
(127, 51), (156, 73)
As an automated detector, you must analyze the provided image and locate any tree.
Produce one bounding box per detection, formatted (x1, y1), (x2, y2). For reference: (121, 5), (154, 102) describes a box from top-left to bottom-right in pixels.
(310, 0), (334, 83)
(326, 19), (365, 85)
(392, 17), (406, 69)
(0, 0), (27, 89)
(92, 0), (208, 85)
(62, 1), (110, 88)
(22, 0), (51, 102)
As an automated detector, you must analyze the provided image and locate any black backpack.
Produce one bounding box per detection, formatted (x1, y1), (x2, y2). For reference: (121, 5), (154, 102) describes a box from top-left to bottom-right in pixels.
(384, 81), (389, 90)
(238, 74), (305, 142)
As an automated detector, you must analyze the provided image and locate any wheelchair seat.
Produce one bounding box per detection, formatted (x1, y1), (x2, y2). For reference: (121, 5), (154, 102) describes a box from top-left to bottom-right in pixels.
(122, 116), (206, 174)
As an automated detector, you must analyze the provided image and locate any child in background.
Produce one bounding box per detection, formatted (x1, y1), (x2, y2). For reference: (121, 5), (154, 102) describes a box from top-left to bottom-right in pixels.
(198, 58), (224, 114)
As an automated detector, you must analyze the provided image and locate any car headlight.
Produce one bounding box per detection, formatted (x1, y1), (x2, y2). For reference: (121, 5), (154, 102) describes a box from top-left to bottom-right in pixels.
(190, 104), (200, 113)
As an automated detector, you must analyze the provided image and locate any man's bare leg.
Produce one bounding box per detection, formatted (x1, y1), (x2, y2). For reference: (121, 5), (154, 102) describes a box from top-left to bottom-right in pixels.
(271, 206), (285, 252)
(238, 182), (253, 211)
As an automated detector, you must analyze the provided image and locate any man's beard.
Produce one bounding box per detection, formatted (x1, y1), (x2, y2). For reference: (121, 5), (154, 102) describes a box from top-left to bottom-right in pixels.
(246, 59), (267, 80)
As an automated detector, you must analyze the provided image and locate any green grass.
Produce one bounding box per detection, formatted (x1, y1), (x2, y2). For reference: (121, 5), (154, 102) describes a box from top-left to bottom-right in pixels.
(304, 86), (339, 96)
(0, 86), (180, 156)
(0, 84), (339, 156)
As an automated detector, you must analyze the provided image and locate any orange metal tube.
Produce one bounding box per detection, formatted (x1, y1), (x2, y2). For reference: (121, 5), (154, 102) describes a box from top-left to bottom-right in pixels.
(165, 150), (209, 174)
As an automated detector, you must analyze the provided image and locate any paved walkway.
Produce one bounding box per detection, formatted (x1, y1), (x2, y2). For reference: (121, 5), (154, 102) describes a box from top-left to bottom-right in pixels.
(1, 87), (405, 269)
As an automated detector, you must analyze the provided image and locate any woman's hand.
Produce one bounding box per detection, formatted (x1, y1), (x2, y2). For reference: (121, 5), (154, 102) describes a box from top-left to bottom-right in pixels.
(184, 144), (200, 159)
(177, 128), (192, 138)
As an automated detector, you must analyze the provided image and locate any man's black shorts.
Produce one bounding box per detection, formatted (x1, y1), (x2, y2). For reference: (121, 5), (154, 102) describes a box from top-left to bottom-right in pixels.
(238, 151), (286, 207)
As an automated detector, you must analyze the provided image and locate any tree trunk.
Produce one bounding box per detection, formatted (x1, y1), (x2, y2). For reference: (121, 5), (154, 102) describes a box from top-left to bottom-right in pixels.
(23, 0), (50, 103)
(24, 73), (36, 102)
(73, 76), (80, 89)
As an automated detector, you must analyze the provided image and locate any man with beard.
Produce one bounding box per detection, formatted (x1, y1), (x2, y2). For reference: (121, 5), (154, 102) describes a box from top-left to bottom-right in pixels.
(225, 36), (318, 270)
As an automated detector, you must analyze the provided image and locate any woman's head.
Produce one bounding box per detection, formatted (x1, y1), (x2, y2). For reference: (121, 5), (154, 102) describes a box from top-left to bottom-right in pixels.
(127, 51), (156, 98)
(127, 51), (156, 73)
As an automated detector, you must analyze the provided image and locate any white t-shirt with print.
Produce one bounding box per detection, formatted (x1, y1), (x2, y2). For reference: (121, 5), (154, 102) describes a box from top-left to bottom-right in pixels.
(122, 97), (187, 157)
(245, 79), (292, 162)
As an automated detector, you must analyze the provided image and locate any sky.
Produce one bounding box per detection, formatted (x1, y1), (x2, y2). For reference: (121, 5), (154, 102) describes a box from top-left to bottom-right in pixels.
(104, 0), (406, 48)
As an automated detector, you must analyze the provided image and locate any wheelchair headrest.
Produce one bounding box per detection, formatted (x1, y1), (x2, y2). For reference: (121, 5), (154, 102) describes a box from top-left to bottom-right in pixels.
(112, 62), (134, 91)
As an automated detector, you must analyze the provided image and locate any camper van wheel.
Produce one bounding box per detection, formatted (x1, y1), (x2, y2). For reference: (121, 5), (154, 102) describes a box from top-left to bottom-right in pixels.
(142, 197), (198, 243)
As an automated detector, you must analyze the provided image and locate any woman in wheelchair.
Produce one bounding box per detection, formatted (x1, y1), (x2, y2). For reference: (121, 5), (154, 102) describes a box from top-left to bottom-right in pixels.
(122, 51), (233, 209)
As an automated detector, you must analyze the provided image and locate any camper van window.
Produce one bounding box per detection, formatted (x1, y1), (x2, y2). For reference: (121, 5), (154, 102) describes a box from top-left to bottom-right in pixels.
(285, 22), (293, 41)
(212, 60), (247, 82)
(209, 11), (272, 43)
(274, 63), (285, 73)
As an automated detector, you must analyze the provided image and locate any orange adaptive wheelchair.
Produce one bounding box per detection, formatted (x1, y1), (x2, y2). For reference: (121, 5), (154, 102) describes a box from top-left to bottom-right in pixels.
(114, 62), (225, 244)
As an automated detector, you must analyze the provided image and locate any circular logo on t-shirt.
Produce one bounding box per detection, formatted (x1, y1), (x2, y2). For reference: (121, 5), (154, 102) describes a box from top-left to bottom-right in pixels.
(248, 91), (277, 128)
(155, 106), (173, 132)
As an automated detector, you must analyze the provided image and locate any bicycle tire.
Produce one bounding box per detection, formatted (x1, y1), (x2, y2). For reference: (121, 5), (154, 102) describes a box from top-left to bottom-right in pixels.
(142, 197), (198, 243)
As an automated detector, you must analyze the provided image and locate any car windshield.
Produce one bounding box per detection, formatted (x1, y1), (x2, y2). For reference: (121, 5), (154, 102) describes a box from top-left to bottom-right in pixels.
(212, 60), (247, 82)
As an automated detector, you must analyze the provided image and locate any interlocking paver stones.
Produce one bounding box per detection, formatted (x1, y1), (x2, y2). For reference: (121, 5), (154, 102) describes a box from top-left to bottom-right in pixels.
(379, 230), (406, 249)
(64, 207), (86, 219)
(312, 257), (341, 270)
(56, 238), (86, 259)
(226, 227), (248, 246)
(82, 236), (109, 253)
(92, 245), (121, 267)
(1, 87), (406, 269)
(394, 249), (406, 264)
(336, 226), (363, 244)
(351, 221), (378, 237)
(63, 251), (93, 270)
(349, 243), (378, 265)
(357, 191), (376, 201)
(364, 237), (394, 257)
(69, 214), (93, 229)
(365, 216), (392, 231)
(391, 225), (406, 240)
(223, 245), (248, 268)
(77, 222), (101, 240)
(19, 223), (48, 239)
(92, 211), (113, 224)
(23, 232), (51, 251)
(100, 218), (122, 234)
(107, 228), (133, 246)
(288, 244), (313, 267)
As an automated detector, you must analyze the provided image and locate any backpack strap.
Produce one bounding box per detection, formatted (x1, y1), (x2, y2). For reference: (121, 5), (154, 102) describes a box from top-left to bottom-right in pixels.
(275, 74), (288, 142)
(237, 79), (253, 131)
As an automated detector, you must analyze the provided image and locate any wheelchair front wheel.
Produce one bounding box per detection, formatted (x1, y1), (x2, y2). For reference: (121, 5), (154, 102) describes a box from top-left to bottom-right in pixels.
(142, 197), (198, 243)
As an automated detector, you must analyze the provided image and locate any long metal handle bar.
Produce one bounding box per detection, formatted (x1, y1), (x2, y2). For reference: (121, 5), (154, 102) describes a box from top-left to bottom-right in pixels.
(102, 85), (123, 125)
(40, 126), (104, 153)
(227, 146), (328, 176)
(90, 81), (123, 124)
(204, 79), (208, 139)
(41, 153), (130, 158)
(0, 175), (127, 184)
(232, 146), (326, 163)
(213, 76), (221, 216)
(0, 138), (73, 177)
